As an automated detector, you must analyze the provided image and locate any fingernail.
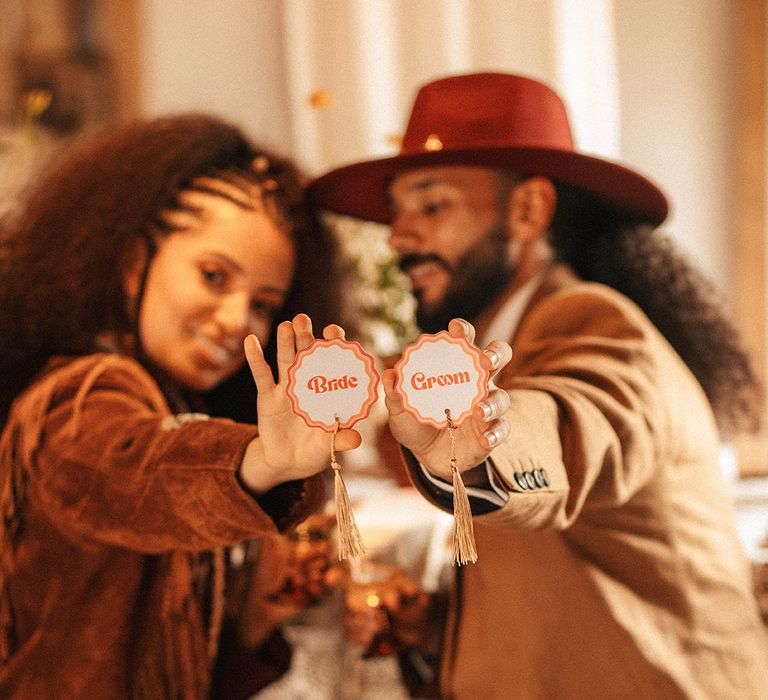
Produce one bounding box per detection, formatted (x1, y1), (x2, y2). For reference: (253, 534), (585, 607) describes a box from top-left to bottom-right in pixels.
(479, 401), (493, 420)
(484, 429), (498, 447)
(486, 349), (500, 369)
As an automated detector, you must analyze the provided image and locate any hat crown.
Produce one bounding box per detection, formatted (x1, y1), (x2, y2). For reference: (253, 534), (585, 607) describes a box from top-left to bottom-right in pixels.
(401, 73), (575, 155)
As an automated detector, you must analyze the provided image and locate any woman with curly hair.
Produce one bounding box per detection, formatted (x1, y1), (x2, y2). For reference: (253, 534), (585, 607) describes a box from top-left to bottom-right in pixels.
(0, 114), (359, 698)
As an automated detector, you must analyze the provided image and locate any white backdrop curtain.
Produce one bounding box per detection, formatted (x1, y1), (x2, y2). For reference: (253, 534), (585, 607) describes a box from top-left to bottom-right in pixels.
(140, 0), (622, 174)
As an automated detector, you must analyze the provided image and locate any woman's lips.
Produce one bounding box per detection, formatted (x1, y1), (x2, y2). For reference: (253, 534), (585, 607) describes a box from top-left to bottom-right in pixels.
(195, 334), (239, 368)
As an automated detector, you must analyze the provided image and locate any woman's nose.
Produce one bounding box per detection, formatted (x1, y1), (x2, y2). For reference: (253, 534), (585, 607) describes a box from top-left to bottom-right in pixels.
(215, 291), (250, 336)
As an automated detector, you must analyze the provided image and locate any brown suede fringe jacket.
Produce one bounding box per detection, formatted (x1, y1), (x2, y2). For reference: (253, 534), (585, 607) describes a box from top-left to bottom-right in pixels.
(0, 353), (323, 699)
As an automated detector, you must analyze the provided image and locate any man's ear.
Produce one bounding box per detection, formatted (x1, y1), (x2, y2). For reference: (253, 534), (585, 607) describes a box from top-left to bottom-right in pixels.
(505, 177), (556, 242)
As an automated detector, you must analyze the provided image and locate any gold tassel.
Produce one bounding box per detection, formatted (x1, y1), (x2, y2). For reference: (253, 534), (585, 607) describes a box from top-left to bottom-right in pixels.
(331, 415), (366, 560)
(446, 410), (477, 565)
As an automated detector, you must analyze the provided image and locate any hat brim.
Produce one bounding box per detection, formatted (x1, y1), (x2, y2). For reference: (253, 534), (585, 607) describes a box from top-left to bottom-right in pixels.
(308, 147), (668, 227)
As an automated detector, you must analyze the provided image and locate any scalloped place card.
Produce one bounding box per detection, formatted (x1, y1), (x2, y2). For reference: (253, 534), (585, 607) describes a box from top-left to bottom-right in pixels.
(394, 331), (489, 429)
(287, 338), (380, 430)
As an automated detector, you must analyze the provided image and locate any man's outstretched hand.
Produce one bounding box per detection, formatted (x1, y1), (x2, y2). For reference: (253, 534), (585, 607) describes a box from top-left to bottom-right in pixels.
(381, 318), (512, 480)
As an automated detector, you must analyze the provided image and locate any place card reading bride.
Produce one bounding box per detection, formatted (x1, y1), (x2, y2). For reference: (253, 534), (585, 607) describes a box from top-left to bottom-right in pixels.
(287, 338), (379, 559)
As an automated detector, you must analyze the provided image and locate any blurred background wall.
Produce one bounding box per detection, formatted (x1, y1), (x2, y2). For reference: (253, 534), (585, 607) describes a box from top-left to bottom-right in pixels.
(1, 0), (766, 468)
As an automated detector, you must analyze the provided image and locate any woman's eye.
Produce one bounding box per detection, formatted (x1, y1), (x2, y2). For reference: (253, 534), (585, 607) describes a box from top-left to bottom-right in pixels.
(201, 267), (226, 286)
(250, 299), (280, 319)
(423, 201), (446, 216)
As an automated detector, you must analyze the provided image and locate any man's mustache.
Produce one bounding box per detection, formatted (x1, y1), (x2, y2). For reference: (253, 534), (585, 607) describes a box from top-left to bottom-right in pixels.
(397, 253), (453, 275)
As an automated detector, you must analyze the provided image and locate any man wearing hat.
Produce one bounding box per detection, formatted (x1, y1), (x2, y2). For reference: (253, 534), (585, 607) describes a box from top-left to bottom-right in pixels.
(311, 73), (768, 698)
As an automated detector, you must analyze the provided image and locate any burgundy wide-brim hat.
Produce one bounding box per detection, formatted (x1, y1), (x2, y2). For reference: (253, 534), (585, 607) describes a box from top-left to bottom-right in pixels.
(308, 72), (668, 226)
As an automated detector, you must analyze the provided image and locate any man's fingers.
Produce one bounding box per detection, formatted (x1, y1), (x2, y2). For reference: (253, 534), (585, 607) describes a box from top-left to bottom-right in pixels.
(446, 321), (512, 380)
(475, 387), (511, 423)
(447, 317), (475, 344)
(483, 339), (512, 378)
(482, 416), (510, 449)
(381, 368), (406, 416)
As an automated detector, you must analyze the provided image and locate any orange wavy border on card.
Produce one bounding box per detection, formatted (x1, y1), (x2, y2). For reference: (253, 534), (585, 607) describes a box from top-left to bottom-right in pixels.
(394, 331), (489, 429)
(286, 337), (380, 431)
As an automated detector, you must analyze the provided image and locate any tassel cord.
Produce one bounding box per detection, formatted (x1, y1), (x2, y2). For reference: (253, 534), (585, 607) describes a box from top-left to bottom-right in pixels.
(331, 415), (366, 560)
(446, 410), (478, 565)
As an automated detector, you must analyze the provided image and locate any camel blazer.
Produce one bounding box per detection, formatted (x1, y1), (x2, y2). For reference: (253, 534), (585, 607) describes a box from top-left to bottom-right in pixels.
(407, 265), (768, 699)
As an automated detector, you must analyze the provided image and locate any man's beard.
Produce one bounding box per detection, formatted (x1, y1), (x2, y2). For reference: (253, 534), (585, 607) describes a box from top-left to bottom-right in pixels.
(400, 226), (515, 334)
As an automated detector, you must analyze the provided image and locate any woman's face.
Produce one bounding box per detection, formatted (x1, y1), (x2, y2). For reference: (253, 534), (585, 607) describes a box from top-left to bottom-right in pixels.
(134, 186), (295, 392)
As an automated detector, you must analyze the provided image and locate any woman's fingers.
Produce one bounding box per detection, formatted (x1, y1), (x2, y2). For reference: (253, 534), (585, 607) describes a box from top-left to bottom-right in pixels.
(322, 323), (346, 340)
(333, 428), (362, 452)
(244, 334), (275, 390)
(274, 314), (316, 383)
(292, 313), (315, 351)
(275, 320), (298, 381)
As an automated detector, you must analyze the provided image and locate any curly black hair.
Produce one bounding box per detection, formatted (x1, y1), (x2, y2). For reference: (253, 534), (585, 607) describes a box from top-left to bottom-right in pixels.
(548, 183), (764, 437)
(0, 114), (342, 424)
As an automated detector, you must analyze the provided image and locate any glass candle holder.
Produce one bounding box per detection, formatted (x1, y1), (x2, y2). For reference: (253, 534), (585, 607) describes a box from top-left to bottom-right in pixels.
(344, 558), (401, 657)
(270, 513), (336, 607)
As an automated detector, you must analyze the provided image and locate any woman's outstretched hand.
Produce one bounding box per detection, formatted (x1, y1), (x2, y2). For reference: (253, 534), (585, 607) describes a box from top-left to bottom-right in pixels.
(239, 314), (362, 494)
(381, 318), (512, 480)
